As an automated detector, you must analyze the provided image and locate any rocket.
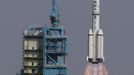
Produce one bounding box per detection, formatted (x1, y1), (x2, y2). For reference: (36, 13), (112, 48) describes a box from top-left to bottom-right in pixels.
(87, 0), (104, 64)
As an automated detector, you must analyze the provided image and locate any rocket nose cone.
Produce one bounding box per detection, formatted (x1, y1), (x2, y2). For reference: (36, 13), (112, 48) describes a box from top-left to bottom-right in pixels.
(89, 29), (93, 34)
(97, 29), (103, 35)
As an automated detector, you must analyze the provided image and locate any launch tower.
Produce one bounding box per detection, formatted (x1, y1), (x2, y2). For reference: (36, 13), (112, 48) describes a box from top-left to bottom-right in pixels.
(43, 0), (67, 75)
(17, 0), (68, 75)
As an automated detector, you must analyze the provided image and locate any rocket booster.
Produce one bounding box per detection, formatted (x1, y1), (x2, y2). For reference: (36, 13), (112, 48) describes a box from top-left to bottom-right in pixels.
(87, 0), (104, 64)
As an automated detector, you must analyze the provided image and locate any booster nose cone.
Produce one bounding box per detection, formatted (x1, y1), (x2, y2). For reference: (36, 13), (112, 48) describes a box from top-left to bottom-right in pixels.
(89, 29), (93, 34)
(97, 29), (103, 35)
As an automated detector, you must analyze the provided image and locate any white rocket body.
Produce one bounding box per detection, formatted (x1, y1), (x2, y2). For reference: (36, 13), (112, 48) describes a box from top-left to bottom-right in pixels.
(87, 0), (104, 63)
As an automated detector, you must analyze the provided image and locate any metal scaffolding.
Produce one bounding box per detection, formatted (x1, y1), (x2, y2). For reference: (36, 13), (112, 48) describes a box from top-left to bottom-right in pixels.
(43, 26), (67, 75)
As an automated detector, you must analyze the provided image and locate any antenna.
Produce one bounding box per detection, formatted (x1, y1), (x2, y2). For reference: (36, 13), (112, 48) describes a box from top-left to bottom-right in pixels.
(50, 0), (60, 27)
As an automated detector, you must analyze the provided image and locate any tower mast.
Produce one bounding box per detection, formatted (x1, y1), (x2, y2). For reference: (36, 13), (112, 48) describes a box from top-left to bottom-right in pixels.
(50, 0), (60, 27)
